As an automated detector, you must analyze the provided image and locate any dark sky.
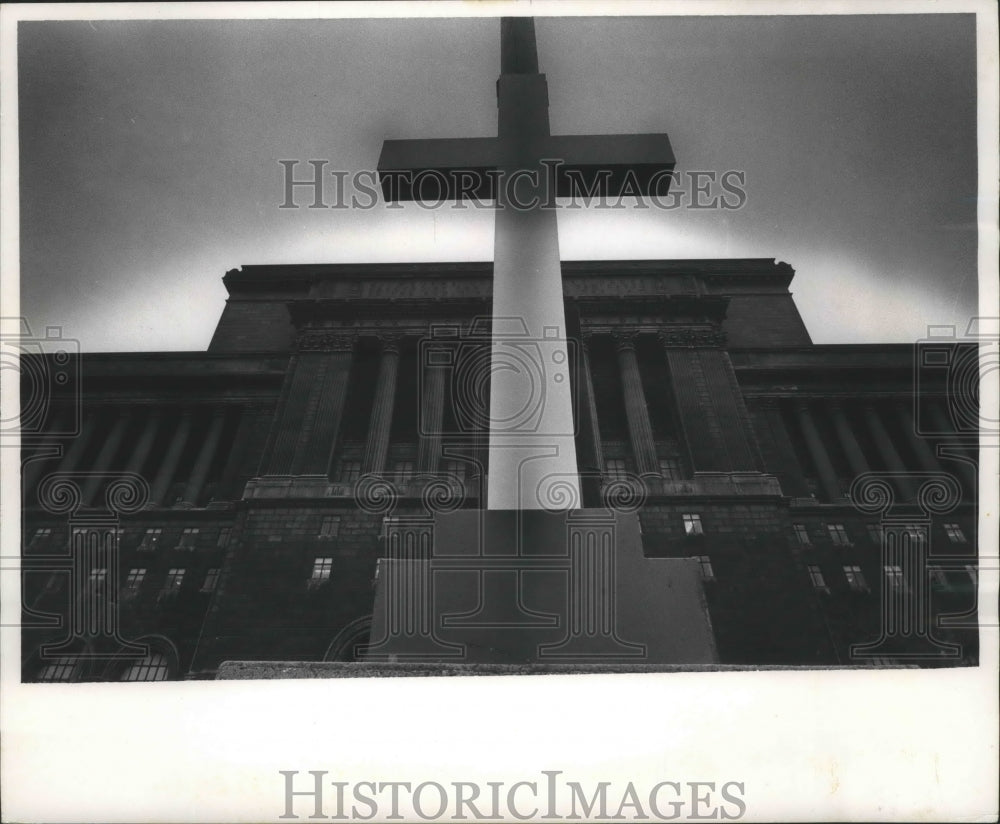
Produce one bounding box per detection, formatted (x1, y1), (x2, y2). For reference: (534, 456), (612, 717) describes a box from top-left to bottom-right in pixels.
(16, 13), (978, 351)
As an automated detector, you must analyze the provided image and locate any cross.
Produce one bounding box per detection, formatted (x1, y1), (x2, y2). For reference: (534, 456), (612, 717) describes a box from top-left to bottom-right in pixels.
(378, 17), (675, 510)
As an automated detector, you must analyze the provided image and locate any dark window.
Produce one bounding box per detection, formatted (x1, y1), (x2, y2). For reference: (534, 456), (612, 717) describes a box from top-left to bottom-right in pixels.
(36, 656), (78, 682)
(120, 652), (170, 682)
(201, 568), (220, 592)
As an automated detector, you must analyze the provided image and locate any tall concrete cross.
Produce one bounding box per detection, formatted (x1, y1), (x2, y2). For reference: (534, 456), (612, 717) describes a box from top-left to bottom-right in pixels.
(378, 17), (675, 510)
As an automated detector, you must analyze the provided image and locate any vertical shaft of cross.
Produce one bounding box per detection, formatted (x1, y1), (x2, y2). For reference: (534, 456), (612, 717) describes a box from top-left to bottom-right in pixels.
(488, 18), (581, 510)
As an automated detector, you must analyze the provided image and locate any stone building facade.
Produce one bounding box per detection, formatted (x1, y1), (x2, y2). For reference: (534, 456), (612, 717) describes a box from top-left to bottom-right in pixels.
(20, 258), (980, 680)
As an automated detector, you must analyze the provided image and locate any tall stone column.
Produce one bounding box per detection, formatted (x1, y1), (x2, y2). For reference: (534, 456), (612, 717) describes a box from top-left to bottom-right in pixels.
(580, 334), (606, 482)
(417, 340), (446, 475)
(794, 401), (842, 502)
(81, 408), (132, 506)
(895, 403), (942, 473)
(751, 398), (810, 497)
(614, 331), (658, 476)
(829, 403), (870, 478)
(659, 328), (760, 473)
(363, 335), (402, 475)
(181, 407), (228, 507)
(124, 407), (163, 476)
(150, 408), (195, 507)
(291, 331), (358, 475)
(862, 404), (916, 500)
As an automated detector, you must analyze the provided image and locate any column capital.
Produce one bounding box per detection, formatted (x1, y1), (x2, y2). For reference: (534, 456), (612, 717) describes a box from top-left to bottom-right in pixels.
(611, 329), (640, 352)
(296, 329), (358, 353)
(657, 326), (727, 348)
(376, 332), (405, 354)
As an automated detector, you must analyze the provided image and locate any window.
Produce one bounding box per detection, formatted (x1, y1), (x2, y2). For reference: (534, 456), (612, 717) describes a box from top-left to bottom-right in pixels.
(393, 461), (414, 484)
(793, 524), (810, 545)
(124, 568), (146, 591)
(682, 513), (703, 536)
(309, 557), (333, 589)
(605, 458), (627, 480)
(36, 656), (78, 682)
(885, 565), (905, 591)
(826, 524), (851, 546)
(658, 457), (683, 481)
(943, 523), (967, 543)
(929, 567), (948, 589)
(120, 652), (170, 682)
(866, 523), (883, 544)
(843, 565), (868, 593)
(807, 564), (829, 593)
(160, 568), (185, 599)
(89, 567), (107, 594)
(137, 528), (162, 552)
(176, 528), (200, 550)
(695, 555), (715, 582)
(319, 516), (341, 539)
(28, 527), (52, 549)
(201, 568), (220, 593)
(965, 564), (978, 586)
(217, 527), (232, 548)
(335, 459), (361, 484)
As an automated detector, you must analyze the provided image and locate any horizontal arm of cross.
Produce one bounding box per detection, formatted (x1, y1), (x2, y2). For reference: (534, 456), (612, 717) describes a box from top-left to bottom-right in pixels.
(378, 133), (675, 202)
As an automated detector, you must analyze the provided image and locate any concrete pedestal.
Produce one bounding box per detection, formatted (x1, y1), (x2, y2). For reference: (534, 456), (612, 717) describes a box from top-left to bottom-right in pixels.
(364, 508), (717, 666)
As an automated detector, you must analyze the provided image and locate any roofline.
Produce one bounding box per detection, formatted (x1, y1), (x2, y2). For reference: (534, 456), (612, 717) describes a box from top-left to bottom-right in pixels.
(222, 258), (796, 291)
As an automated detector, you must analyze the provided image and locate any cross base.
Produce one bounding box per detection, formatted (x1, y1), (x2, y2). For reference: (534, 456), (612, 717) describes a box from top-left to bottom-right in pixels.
(365, 508), (717, 665)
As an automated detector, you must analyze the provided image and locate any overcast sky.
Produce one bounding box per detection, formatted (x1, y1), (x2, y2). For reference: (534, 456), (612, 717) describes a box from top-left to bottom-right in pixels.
(16, 12), (978, 352)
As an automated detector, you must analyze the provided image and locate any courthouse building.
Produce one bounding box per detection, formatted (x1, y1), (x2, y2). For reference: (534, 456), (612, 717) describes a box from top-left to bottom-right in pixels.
(20, 257), (980, 680)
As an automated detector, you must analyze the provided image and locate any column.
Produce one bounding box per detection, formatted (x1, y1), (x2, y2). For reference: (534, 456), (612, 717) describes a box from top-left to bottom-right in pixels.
(150, 408), (195, 507)
(895, 403), (941, 473)
(416, 340), (446, 474)
(217, 405), (260, 499)
(794, 401), (842, 502)
(862, 404), (917, 500)
(580, 334), (606, 484)
(124, 407), (163, 476)
(925, 402), (977, 492)
(288, 331), (357, 475)
(81, 408), (132, 506)
(363, 335), (402, 475)
(614, 331), (658, 476)
(752, 398), (810, 497)
(180, 407), (227, 507)
(829, 403), (870, 477)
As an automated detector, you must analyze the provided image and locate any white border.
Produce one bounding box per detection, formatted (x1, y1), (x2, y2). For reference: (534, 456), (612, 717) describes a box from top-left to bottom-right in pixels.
(1, 2), (997, 822)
